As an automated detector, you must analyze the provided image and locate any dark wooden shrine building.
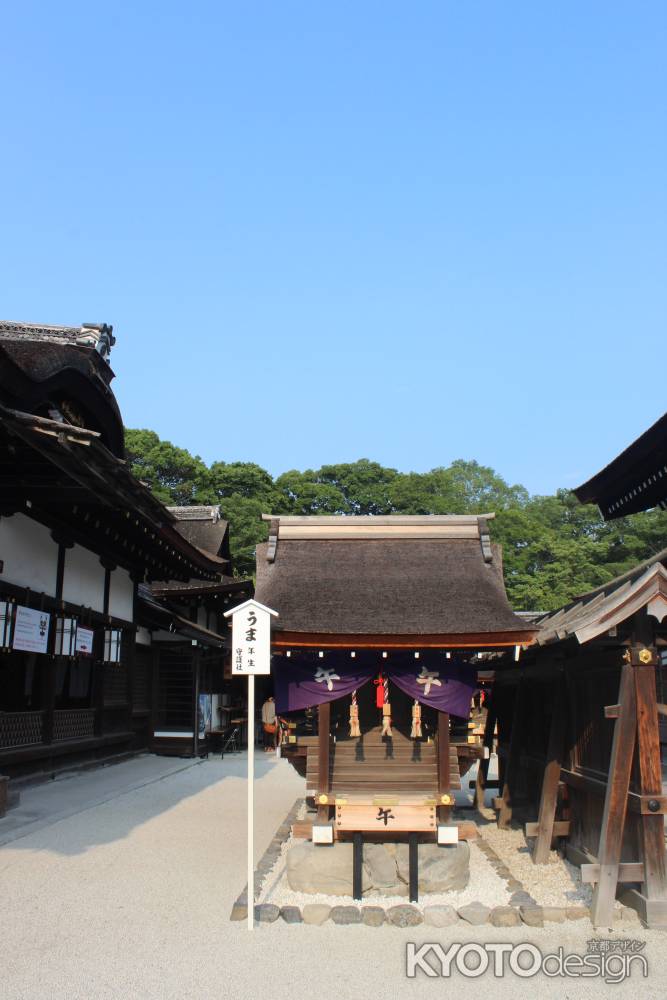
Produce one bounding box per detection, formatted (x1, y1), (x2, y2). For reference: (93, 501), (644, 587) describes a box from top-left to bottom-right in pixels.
(490, 412), (667, 928)
(143, 506), (252, 757)
(254, 514), (537, 848)
(0, 321), (236, 781)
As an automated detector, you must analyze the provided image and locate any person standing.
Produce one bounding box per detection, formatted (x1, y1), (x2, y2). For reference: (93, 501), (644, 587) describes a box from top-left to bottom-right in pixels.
(261, 695), (277, 752)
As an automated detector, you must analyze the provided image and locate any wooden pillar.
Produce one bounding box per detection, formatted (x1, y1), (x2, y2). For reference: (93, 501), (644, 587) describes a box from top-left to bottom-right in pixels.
(498, 677), (525, 829)
(437, 710), (451, 822)
(317, 701), (331, 822)
(353, 831), (363, 900)
(408, 832), (419, 903)
(590, 659), (637, 927)
(126, 579), (139, 733)
(473, 704), (496, 811)
(192, 643), (200, 758)
(633, 647), (667, 913)
(44, 542), (68, 745)
(532, 678), (567, 863)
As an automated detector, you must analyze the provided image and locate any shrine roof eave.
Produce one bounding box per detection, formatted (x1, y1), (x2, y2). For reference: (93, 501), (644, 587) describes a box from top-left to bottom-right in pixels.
(270, 629), (538, 650)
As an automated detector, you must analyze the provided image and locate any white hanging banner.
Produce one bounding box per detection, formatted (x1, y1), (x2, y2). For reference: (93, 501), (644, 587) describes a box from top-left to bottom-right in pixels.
(226, 600), (277, 676)
(13, 605), (50, 654)
(75, 626), (95, 656)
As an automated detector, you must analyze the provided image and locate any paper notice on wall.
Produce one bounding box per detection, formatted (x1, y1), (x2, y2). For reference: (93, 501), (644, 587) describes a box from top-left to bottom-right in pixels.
(13, 605), (50, 654)
(75, 626), (95, 656)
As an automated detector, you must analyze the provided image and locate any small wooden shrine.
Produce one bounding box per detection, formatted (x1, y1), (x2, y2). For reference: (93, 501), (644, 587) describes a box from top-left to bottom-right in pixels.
(254, 514), (537, 864)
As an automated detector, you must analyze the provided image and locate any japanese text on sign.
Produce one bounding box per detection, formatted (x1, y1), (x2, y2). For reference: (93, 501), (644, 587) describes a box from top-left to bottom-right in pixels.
(228, 601), (275, 676)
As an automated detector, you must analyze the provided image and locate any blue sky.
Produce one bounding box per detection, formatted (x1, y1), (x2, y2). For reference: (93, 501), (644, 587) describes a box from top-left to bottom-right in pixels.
(2, 2), (665, 494)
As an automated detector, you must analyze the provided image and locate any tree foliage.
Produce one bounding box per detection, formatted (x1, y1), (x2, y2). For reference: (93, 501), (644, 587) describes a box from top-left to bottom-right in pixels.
(125, 428), (667, 607)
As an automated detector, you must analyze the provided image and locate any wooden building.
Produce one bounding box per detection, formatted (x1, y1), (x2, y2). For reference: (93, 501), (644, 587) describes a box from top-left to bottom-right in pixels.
(0, 321), (235, 781)
(254, 514), (536, 866)
(490, 413), (667, 928)
(573, 409), (667, 518)
(143, 506), (252, 757)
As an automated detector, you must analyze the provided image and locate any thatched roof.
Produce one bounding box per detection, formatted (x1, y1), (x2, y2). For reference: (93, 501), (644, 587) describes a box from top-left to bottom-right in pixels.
(167, 505), (230, 560)
(254, 515), (536, 645)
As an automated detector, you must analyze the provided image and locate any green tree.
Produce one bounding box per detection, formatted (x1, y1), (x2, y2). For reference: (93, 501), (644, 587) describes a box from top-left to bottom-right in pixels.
(124, 429), (211, 506)
(125, 427), (667, 609)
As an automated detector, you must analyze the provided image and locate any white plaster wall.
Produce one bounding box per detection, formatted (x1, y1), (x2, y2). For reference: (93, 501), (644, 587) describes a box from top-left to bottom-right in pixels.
(109, 567), (134, 623)
(0, 513), (59, 594)
(136, 626), (152, 646)
(197, 606), (207, 629)
(62, 544), (105, 612)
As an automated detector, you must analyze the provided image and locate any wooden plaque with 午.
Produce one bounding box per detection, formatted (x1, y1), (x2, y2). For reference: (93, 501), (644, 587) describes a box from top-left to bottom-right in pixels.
(335, 803), (436, 833)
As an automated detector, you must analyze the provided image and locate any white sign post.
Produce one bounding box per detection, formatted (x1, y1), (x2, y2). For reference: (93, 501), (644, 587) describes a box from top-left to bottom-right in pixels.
(224, 599), (278, 931)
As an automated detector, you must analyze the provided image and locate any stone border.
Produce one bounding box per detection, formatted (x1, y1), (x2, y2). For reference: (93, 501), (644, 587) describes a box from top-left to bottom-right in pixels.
(230, 808), (640, 929)
(230, 798), (303, 921)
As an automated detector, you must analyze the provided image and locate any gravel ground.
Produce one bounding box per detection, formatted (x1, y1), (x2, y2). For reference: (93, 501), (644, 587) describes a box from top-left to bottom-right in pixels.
(481, 819), (593, 907)
(1, 753), (666, 1000)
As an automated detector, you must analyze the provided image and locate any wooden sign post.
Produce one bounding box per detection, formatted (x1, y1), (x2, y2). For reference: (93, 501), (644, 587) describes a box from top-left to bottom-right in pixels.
(224, 599), (278, 931)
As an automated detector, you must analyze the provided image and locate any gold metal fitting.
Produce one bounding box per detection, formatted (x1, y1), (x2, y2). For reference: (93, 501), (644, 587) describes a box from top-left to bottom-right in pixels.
(639, 648), (652, 664)
(318, 793), (329, 805)
(440, 793), (452, 806)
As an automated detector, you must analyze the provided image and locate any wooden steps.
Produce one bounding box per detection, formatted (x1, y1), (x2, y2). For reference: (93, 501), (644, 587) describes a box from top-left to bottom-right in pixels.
(303, 727), (461, 797)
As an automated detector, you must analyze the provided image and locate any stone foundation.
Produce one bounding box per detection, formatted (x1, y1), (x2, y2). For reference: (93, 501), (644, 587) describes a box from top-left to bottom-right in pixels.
(286, 840), (470, 897)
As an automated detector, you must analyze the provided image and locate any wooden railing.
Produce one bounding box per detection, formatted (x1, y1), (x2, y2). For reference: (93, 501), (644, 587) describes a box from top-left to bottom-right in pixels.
(0, 711), (45, 749)
(53, 709), (96, 742)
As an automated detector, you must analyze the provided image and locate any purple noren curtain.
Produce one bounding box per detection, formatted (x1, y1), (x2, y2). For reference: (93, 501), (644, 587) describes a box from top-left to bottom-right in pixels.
(274, 655), (375, 713)
(273, 652), (476, 719)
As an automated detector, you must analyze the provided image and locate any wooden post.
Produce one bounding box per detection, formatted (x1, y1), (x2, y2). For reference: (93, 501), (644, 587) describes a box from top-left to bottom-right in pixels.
(590, 660), (637, 927)
(353, 831), (363, 901)
(247, 673), (255, 932)
(192, 643), (200, 758)
(633, 649), (667, 909)
(317, 701), (331, 822)
(473, 704), (496, 811)
(532, 679), (566, 864)
(409, 832), (419, 903)
(498, 678), (525, 829)
(437, 710), (451, 822)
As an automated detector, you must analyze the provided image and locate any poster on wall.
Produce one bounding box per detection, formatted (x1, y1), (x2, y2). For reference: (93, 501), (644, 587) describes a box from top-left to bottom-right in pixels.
(12, 605), (50, 654)
(198, 694), (212, 738)
(75, 626), (95, 656)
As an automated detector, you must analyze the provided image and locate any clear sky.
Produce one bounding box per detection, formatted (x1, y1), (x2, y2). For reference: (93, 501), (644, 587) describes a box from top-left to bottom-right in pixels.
(2, 2), (665, 494)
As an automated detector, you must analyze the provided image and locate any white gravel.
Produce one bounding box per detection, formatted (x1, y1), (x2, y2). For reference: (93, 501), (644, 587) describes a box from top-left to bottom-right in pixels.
(482, 820), (593, 907)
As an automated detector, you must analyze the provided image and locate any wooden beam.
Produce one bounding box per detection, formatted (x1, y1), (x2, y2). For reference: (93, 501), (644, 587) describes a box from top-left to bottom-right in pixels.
(498, 678), (525, 830)
(526, 820), (570, 837)
(590, 661), (637, 927)
(317, 701), (331, 822)
(582, 862), (645, 884)
(272, 630), (537, 650)
(532, 681), (567, 864)
(633, 650), (667, 907)
(473, 706), (496, 811)
(438, 710), (451, 822)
